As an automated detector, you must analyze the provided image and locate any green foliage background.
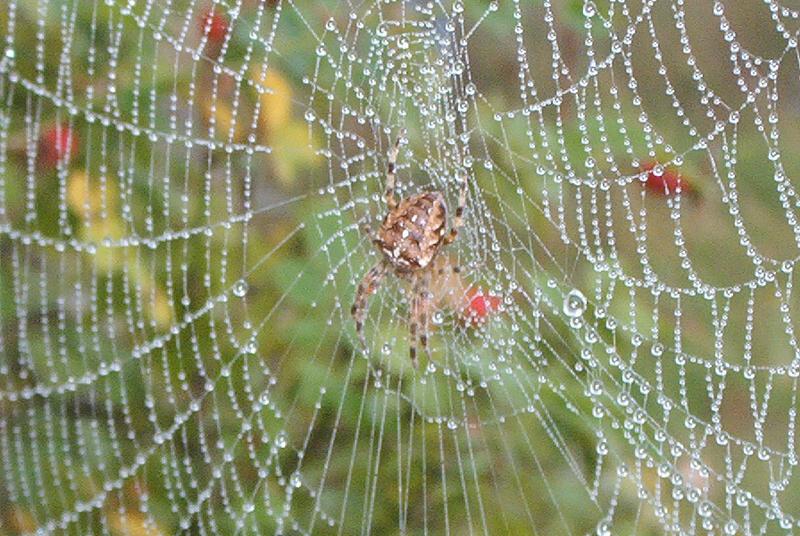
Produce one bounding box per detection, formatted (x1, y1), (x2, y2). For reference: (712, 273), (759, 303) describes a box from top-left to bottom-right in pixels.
(1, 0), (799, 534)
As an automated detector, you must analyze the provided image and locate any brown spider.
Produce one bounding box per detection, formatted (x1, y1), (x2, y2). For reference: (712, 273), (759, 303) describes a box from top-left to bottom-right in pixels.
(351, 130), (467, 367)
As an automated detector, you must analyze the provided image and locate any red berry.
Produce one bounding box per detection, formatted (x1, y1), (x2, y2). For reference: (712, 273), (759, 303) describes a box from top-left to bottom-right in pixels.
(200, 8), (229, 43)
(463, 287), (502, 327)
(39, 124), (78, 168)
(641, 161), (694, 197)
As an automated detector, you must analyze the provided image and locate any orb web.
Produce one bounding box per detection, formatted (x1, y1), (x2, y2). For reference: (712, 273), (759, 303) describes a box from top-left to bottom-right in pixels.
(1, 0), (799, 534)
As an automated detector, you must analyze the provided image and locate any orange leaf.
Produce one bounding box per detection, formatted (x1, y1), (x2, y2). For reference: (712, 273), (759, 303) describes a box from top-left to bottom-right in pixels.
(10, 506), (37, 532)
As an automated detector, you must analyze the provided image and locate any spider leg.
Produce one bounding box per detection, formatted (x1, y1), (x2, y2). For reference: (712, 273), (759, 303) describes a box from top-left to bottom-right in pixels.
(444, 168), (468, 245)
(358, 218), (376, 241)
(351, 261), (389, 352)
(408, 270), (433, 368)
(438, 261), (461, 276)
(408, 287), (419, 368)
(418, 270), (433, 360)
(384, 129), (406, 210)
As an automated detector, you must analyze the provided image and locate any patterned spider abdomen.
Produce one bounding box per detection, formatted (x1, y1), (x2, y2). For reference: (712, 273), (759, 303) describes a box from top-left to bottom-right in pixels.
(376, 192), (448, 272)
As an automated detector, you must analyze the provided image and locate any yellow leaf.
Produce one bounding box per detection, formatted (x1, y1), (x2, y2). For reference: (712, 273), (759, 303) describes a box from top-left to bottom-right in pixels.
(73, 214), (172, 330)
(252, 67), (293, 132)
(270, 120), (321, 187)
(202, 99), (241, 142)
(127, 261), (174, 330)
(83, 218), (126, 272)
(83, 218), (125, 242)
(67, 170), (118, 219)
(107, 510), (168, 536)
(150, 287), (174, 329)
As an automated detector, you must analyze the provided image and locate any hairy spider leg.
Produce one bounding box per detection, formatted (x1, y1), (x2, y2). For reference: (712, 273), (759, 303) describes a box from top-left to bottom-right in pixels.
(351, 260), (389, 351)
(358, 217), (376, 242)
(416, 270), (433, 362)
(444, 168), (468, 245)
(408, 284), (419, 367)
(384, 129), (406, 210)
(408, 270), (433, 368)
(437, 258), (462, 277)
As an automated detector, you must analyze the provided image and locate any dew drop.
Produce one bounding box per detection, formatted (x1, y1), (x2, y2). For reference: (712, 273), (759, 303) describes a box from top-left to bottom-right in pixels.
(233, 279), (248, 297)
(563, 289), (587, 318)
(290, 471), (302, 488)
(724, 520), (738, 535)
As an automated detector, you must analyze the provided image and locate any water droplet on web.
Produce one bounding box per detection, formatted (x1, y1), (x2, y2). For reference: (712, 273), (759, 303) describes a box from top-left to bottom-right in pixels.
(724, 520), (738, 534)
(698, 501), (714, 518)
(233, 280), (248, 297)
(290, 471), (302, 488)
(563, 289), (587, 318)
(589, 380), (603, 396)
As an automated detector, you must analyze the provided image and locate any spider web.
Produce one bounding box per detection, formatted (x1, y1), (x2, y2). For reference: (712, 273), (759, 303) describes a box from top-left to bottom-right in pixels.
(1, 0), (799, 533)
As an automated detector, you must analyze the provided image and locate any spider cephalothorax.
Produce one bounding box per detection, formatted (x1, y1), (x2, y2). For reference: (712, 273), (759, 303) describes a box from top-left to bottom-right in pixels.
(351, 130), (467, 367)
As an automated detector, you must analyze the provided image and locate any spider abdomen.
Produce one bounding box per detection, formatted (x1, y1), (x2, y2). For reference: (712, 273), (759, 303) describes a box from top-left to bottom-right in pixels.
(376, 191), (448, 272)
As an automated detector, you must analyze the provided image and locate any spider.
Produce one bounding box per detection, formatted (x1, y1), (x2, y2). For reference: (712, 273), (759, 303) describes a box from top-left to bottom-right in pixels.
(351, 130), (467, 367)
